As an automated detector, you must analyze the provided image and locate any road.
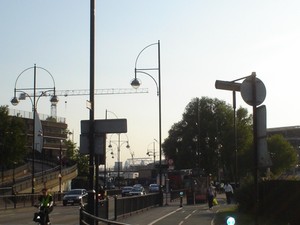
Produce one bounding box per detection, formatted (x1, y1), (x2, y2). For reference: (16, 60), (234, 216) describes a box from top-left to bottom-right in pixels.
(0, 204), (80, 225)
(1, 196), (228, 225)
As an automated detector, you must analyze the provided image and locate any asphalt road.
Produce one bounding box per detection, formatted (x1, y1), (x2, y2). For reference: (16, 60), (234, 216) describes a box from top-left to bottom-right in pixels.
(0, 204), (80, 225)
(1, 195), (228, 225)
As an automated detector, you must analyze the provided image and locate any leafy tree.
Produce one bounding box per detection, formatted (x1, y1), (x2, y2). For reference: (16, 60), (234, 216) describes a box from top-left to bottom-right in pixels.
(0, 105), (27, 169)
(64, 139), (89, 176)
(162, 97), (253, 181)
(267, 134), (298, 176)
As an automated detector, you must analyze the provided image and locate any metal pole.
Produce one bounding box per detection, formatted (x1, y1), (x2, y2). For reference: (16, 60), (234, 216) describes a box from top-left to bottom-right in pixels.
(157, 40), (163, 206)
(233, 91), (238, 187)
(88, 0), (96, 220)
(153, 141), (156, 164)
(251, 74), (259, 225)
(31, 64), (36, 206)
(59, 140), (62, 193)
(197, 98), (200, 176)
(117, 133), (120, 189)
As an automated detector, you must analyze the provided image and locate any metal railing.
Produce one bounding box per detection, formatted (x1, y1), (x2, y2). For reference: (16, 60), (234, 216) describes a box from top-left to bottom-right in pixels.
(79, 192), (162, 225)
(79, 207), (131, 225)
(0, 191), (64, 209)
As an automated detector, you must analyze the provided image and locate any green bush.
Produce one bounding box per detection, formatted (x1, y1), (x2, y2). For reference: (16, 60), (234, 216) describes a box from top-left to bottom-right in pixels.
(235, 176), (256, 214)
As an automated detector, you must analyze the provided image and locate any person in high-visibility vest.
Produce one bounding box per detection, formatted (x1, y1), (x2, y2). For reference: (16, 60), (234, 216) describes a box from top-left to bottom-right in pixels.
(38, 188), (53, 224)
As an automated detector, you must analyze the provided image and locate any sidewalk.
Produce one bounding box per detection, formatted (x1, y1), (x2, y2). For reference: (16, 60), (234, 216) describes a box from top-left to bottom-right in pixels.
(117, 197), (184, 225)
(117, 194), (229, 225)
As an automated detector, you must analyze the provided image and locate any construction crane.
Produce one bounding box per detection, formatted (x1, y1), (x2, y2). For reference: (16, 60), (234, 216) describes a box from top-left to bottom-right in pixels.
(20, 88), (148, 118)
(55, 88), (148, 97)
(50, 88), (148, 118)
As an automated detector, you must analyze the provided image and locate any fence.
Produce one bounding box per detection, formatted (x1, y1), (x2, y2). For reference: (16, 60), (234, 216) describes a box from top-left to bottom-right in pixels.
(79, 192), (162, 225)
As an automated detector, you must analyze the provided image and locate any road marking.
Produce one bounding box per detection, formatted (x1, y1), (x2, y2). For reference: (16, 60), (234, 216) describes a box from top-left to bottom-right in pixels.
(179, 209), (197, 224)
(147, 207), (182, 225)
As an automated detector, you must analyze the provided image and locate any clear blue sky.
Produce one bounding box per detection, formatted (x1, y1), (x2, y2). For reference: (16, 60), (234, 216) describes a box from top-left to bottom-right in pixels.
(1, 1), (300, 167)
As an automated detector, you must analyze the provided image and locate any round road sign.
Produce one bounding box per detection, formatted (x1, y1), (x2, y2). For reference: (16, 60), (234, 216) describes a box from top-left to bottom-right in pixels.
(241, 75), (266, 106)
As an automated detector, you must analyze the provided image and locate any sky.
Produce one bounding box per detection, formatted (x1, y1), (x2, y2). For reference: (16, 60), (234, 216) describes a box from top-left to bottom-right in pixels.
(1, 0), (300, 168)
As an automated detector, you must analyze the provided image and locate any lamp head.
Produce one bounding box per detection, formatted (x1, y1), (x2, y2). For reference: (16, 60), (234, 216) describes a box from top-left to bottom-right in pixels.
(50, 95), (59, 105)
(130, 78), (141, 89)
(11, 97), (19, 106)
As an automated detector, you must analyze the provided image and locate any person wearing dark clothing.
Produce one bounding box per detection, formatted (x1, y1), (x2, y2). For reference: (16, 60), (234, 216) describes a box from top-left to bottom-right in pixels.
(206, 184), (215, 209)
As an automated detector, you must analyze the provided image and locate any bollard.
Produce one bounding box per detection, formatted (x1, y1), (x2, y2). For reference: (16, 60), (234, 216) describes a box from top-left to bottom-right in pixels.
(179, 192), (183, 207)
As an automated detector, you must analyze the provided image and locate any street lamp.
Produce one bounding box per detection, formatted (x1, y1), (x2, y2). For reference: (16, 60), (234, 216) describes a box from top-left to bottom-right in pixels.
(130, 40), (163, 204)
(147, 139), (158, 165)
(11, 64), (58, 204)
(108, 133), (130, 188)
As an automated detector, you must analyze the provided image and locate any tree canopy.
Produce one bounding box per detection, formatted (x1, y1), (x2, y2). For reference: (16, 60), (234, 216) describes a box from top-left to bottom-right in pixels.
(0, 106), (27, 168)
(162, 97), (255, 181)
(162, 97), (299, 182)
(267, 134), (298, 176)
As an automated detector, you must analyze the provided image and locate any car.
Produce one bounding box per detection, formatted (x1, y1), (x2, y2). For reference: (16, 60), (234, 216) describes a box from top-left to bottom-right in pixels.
(62, 189), (87, 206)
(129, 186), (146, 196)
(105, 182), (116, 190)
(121, 186), (133, 197)
(133, 184), (143, 188)
(149, 183), (160, 193)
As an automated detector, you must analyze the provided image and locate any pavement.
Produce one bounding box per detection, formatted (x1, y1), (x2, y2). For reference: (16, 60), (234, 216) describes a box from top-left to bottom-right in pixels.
(117, 193), (231, 225)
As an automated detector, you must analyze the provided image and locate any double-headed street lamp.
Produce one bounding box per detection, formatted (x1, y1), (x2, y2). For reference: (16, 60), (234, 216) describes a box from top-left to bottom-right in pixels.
(11, 64), (58, 202)
(130, 40), (162, 203)
(108, 133), (130, 188)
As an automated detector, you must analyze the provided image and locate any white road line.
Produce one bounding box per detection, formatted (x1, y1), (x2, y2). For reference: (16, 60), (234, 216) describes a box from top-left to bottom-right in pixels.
(147, 207), (182, 225)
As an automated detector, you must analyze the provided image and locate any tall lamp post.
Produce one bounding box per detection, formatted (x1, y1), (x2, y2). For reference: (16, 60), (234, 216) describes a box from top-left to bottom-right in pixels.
(130, 40), (163, 205)
(11, 64), (58, 204)
(108, 133), (130, 188)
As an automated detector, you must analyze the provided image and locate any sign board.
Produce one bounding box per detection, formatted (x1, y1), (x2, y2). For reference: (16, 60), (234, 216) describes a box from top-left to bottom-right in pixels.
(80, 119), (127, 155)
(241, 76), (266, 106)
(81, 119), (127, 134)
(80, 134), (105, 155)
(257, 105), (272, 167)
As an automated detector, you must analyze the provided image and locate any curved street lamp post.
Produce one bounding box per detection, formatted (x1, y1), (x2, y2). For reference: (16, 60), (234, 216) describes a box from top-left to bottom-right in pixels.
(130, 40), (163, 205)
(147, 139), (158, 166)
(11, 64), (58, 205)
(108, 133), (130, 188)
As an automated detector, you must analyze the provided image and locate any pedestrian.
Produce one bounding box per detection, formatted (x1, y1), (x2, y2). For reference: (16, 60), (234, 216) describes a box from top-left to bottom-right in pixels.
(224, 181), (234, 204)
(206, 183), (215, 209)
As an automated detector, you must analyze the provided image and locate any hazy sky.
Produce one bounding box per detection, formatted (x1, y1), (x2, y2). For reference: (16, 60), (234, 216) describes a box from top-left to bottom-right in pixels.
(1, 1), (300, 167)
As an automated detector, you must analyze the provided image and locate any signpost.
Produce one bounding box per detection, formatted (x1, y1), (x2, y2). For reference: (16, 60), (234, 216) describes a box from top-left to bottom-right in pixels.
(215, 72), (270, 225)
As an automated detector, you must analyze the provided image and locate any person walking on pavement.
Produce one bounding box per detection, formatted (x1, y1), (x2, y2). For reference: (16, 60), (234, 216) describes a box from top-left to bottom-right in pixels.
(224, 181), (234, 204)
(206, 183), (215, 209)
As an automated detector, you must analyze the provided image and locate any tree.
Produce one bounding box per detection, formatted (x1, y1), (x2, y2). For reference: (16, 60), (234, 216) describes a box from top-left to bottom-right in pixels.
(267, 134), (298, 176)
(0, 106), (27, 169)
(162, 97), (253, 181)
(64, 139), (89, 176)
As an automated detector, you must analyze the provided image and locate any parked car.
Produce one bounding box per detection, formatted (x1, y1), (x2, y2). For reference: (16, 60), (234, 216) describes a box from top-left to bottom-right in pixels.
(121, 186), (133, 197)
(63, 189), (87, 206)
(129, 186), (146, 196)
(149, 183), (160, 193)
